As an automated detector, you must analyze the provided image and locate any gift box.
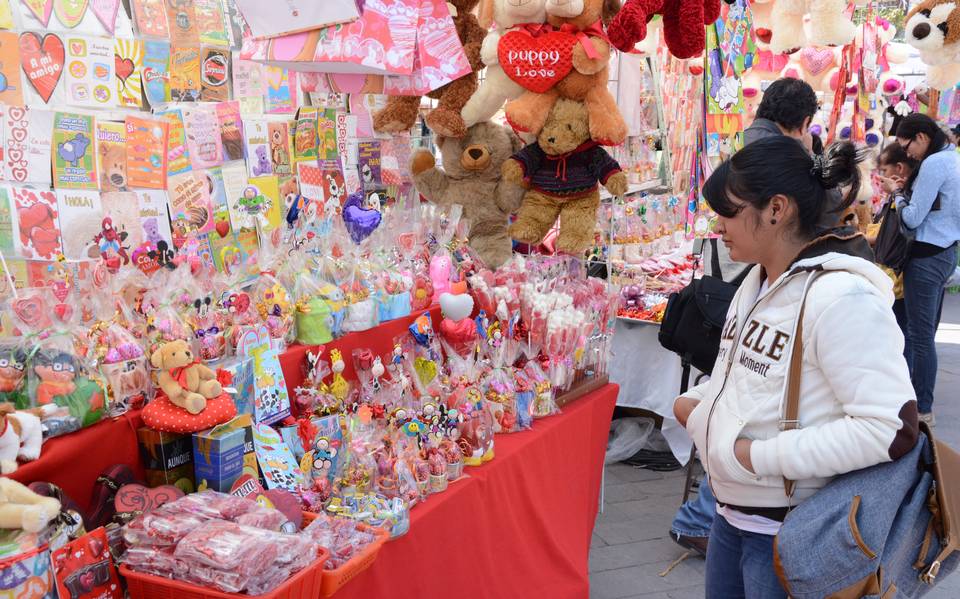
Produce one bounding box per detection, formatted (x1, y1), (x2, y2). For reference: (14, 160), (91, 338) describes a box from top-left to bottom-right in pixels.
(193, 416), (257, 493)
(137, 428), (195, 491)
(219, 357), (256, 417)
(241, 0), (471, 96)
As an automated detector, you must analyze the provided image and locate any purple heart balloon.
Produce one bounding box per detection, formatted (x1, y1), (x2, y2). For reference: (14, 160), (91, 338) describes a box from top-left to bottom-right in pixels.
(342, 191), (381, 244)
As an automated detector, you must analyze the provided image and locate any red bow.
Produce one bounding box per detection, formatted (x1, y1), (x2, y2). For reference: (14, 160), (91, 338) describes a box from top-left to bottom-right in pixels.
(517, 20), (609, 60)
(169, 359), (202, 388)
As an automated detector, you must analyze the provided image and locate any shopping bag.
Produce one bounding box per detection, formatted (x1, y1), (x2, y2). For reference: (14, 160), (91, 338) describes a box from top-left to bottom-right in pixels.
(243, 0), (471, 95)
(234, 0), (360, 40)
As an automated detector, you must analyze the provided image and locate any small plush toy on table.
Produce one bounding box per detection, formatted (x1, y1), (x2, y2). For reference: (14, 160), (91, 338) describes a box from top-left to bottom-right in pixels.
(0, 478), (61, 533)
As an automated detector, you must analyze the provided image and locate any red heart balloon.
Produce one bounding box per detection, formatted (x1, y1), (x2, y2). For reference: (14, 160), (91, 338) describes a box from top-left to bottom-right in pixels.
(18, 32), (64, 103)
(755, 28), (773, 44)
(498, 29), (576, 94)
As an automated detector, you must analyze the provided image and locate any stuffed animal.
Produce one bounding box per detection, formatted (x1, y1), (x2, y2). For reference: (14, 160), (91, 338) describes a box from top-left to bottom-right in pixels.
(607, 0), (721, 59)
(150, 340), (222, 415)
(0, 478), (61, 532)
(411, 122), (526, 268)
(905, 0), (960, 90)
(504, 0), (627, 146)
(502, 98), (628, 254)
(373, 0), (486, 137)
(461, 0), (548, 127)
(0, 403), (49, 474)
(768, 0), (858, 55)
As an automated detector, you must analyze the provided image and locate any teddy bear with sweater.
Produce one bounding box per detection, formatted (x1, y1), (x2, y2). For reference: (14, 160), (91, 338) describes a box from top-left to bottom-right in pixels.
(150, 340), (222, 415)
(502, 98), (628, 254)
(411, 122), (526, 269)
(905, 0), (960, 90)
(373, 0), (486, 137)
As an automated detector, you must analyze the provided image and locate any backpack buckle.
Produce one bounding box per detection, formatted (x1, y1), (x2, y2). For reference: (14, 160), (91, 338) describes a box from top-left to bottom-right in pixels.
(921, 560), (941, 584)
(779, 419), (800, 431)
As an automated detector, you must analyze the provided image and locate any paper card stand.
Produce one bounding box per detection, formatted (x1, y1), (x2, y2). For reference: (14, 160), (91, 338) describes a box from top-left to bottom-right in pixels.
(235, 325), (291, 425)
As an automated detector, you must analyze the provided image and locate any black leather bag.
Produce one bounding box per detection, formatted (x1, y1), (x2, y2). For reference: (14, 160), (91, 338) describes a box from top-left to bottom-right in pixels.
(658, 243), (750, 374)
(874, 198), (911, 273)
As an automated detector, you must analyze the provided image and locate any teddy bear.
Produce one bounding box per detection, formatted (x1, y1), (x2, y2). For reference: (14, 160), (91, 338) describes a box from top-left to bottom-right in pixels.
(504, 0), (627, 146)
(905, 0), (960, 90)
(150, 340), (222, 415)
(607, 0), (721, 59)
(0, 403), (51, 474)
(460, 0), (548, 127)
(768, 0), (859, 55)
(253, 146), (273, 177)
(410, 121), (526, 269)
(99, 143), (127, 191)
(0, 478), (61, 533)
(372, 0), (486, 138)
(502, 98), (628, 254)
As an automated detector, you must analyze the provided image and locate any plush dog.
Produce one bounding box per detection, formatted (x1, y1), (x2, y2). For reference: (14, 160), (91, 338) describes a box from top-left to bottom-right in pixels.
(411, 121), (526, 268)
(151, 340), (222, 415)
(373, 0), (486, 137)
(503, 99), (628, 254)
(0, 403), (49, 474)
(905, 0), (960, 90)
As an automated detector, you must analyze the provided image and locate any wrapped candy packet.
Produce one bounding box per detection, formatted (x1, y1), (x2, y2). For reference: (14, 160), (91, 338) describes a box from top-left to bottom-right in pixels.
(301, 512), (381, 569)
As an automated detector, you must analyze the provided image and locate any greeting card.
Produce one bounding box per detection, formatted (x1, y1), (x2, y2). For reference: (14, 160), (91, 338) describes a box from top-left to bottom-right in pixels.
(296, 163), (323, 202)
(90, 0), (121, 36)
(264, 66), (296, 114)
(195, 0), (228, 46)
(234, 175), (280, 231)
(0, 186), (12, 254)
(19, 31), (65, 105)
(167, 170), (214, 240)
(50, 528), (122, 599)
(5, 105), (55, 186)
(205, 166), (230, 235)
(242, 119), (271, 179)
(133, 188), (171, 246)
(130, 0), (168, 39)
(56, 189), (102, 259)
(216, 101), (244, 162)
(357, 141), (382, 190)
(266, 121), (291, 177)
(199, 45), (229, 101)
(114, 37), (143, 108)
(141, 40), (170, 106)
(231, 54), (263, 114)
(63, 36), (115, 108)
(101, 190), (143, 253)
(95, 120), (126, 192)
(252, 423), (300, 490)
(292, 107), (318, 164)
(220, 160), (248, 225)
(209, 226), (257, 276)
(165, 0), (198, 46)
(222, 0), (250, 50)
(124, 115), (168, 190)
(169, 45), (200, 102)
(320, 162), (346, 211)
(0, 1), (14, 30)
(0, 31), (23, 105)
(12, 186), (62, 259)
(156, 109), (191, 176)
(237, 324), (290, 425)
(317, 108), (337, 160)
(52, 112), (98, 190)
(183, 106), (223, 170)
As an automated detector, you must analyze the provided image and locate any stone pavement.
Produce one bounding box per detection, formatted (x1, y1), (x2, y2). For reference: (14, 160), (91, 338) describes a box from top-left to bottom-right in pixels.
(590, 294), (960, 598)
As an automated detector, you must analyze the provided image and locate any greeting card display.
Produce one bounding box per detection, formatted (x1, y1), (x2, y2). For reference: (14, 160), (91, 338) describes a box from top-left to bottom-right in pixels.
(114, 37), (144, 108)
(169, 45), (200, 102)
(183, 106), (223, 170)
(157, 109), (191, 176)
(52, 112), (98, 190)
(0, 31), (24, 105)
(5, 105), (54, 186)
(50, 528), (122, 599)
(216, 101), (244, 161)
(63, 36), (115, 108)
(252, 422), (302, 491)
(199, 45), (230, 101)
(12, 186), (62, 259)
(124, 115), (168, 189)
(135, 188), (172, 246)
(141, 39), (170, 105)
(233, 0), (359, 39)
(236, 325), (290, 425)
(167, 170), (214, 239)
(95, 120), (126, 192)
(55, 189), (102, 259)
(19, 31), (65, 105)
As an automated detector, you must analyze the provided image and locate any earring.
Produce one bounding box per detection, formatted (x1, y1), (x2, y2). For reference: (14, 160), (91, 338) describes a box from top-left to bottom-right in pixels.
(770, 219), (777, 225)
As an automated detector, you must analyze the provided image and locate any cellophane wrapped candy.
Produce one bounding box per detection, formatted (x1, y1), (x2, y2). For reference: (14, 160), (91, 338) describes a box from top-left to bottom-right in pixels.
(301, 513), (380, 570)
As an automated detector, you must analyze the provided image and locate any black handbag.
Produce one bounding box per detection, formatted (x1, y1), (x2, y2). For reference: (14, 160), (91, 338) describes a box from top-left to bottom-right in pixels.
(874, 197), (912, 273)
(658, 242), (751, 374)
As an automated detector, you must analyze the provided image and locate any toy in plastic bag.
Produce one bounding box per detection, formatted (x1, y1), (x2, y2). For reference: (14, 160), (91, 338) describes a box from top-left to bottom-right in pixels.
(292, 267), (333, 345)
(0, 339), (30, 410)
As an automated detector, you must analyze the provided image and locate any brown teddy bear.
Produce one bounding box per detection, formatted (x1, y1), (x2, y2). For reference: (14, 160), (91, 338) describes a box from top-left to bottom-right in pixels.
(150, 340), (222, 415)
(411, 121), (526, 268)
(504, 0), (626, 146)
(99, 143), (127, 191)
(503, 98), (628, 254)
(372, 0), (486, 138)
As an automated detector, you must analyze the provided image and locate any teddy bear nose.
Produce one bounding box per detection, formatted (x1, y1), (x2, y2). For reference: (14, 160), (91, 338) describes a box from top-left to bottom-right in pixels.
(913, 22), (931, 40)
(548, 137), (556, 144)
(468, 148), (483, 160)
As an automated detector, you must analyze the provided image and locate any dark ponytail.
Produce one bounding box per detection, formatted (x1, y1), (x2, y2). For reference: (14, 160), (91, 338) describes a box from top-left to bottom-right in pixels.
(704, 136), (865, 239)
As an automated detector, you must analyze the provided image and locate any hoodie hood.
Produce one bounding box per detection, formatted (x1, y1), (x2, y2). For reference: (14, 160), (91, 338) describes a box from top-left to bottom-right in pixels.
(787, 228), (893, 301)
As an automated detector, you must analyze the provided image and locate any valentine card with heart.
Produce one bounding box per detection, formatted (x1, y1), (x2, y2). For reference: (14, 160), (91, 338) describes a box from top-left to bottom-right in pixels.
(51, 528), (122, 599)
(114, 37), (143, 108)
(19, 31), (65, 105)
(12, 186), (62, 260)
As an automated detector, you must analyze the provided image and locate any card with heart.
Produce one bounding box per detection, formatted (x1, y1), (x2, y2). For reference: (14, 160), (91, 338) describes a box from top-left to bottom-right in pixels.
(51, 528), (122, 599)
(12, 186), (62, 260)
(114, 37), (143, 108)
(498, 29), (576, 94)
(100, 190), (144, 252)
(124, 115), (168, 190)
(130, 0), (168, 39)
(141, 39), (170, 106)
(231, 54), (264, 115)
(264, 65), (297, 115)
(55, 189), (102, 259)
(169, 44), (200, 102)
(167, 170), (215, 245)
(156, 108), (191, 176)
(195, 0), (228, 46)
(0, 32), (23, 105)
(246, 175), (282, 232)
(183, 105), (223, 170)
(215, 101), (244, 162)
(63, 36), (115, 108)
(96, 120), (126, 192)
(52, 111), (98, 190)
(199, 44), (229, 102)
(133, 188), (172, 246)
(19, 31), (65, 105)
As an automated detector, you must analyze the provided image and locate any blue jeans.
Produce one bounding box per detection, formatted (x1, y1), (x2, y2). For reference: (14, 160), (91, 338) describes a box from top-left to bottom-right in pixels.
(706, 515), (787, 599)
(903, 243), (958, 413)
(671, 477), (716, 538)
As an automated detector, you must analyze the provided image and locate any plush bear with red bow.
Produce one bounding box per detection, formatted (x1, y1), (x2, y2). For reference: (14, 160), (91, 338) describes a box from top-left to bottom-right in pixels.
(607, 0), (722, 59)
(150, 340), (222, 415)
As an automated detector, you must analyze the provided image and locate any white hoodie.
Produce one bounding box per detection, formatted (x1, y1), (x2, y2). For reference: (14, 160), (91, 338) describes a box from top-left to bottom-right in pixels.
(684, 236), (919, 508)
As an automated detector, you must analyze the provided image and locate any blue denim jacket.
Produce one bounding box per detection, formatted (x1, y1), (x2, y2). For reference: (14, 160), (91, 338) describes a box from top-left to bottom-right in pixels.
(898, 145), (960, 249)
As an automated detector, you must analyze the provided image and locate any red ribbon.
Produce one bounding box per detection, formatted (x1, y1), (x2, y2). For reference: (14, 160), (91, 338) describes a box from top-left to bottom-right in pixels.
(516, 20), (609, 61)
(169, 359), (202, 388)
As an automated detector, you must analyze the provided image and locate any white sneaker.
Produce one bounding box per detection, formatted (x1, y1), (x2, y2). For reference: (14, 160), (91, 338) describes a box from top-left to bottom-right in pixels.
(919, 412), (936, 427)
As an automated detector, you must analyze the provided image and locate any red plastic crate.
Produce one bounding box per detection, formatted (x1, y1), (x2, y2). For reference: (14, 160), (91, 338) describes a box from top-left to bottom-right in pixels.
(301, 512), (389, 597)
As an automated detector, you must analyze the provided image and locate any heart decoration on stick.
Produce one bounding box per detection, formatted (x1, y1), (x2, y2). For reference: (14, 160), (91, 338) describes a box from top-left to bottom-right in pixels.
(90, 0), (119, 34)
(498, 29), (576, 93)
(12, 294), (51, 330)
(799, 47), (834, 76)
(20, 0), (53, 27)
(53, 0), (89, 29)
(19, 32), (64, 103)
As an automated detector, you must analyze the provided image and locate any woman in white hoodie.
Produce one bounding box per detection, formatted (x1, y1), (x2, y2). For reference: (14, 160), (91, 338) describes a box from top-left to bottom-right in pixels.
(674, 137), (919, 598)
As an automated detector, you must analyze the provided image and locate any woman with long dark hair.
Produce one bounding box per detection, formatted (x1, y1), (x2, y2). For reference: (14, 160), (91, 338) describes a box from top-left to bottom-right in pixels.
(673, 136), (918, 597)
(895, 113), (960, 425)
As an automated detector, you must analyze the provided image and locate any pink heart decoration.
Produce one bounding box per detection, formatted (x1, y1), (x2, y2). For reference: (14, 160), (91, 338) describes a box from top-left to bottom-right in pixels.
(90, 0), (119, 34)
(438, 316), (478, 349)
(799, 47), (834, 76)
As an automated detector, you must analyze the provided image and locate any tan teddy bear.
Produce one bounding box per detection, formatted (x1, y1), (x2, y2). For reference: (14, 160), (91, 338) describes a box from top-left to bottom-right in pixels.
(411, 121), (526, 268)
(502, 98), (628, 254)
(0, 478), (61, 532)
(150, 340), (222, 415)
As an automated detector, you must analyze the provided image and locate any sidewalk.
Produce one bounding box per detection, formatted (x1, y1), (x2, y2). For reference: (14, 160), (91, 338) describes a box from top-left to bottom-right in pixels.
(590, 294), (960, 598)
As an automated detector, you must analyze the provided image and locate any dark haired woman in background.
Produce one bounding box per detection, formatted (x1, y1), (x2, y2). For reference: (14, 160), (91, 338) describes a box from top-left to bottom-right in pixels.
(673, 136), (918, 597)
(895, 113), (960, 425)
